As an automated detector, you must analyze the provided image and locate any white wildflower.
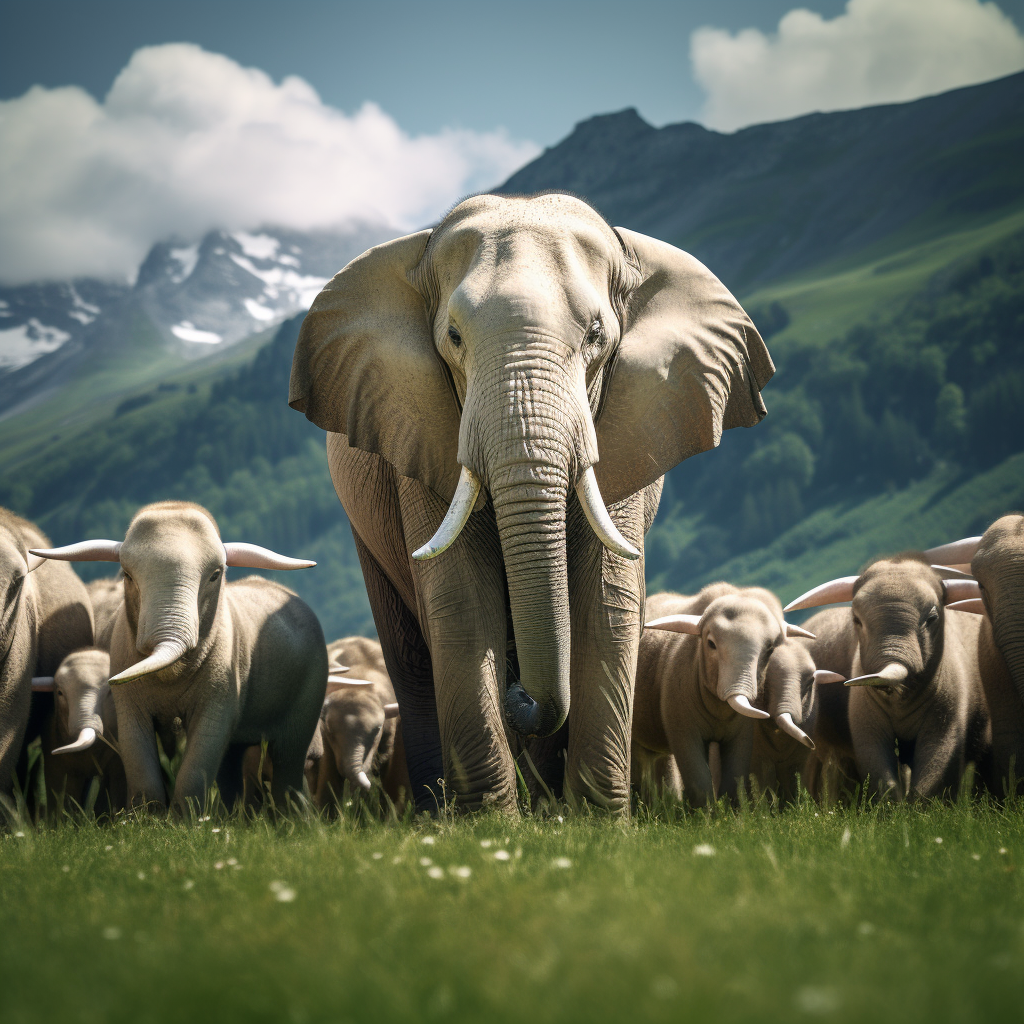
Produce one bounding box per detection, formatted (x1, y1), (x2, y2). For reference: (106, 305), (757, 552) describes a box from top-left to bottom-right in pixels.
(226, 858), (237, 866)
(372, 852), (383, 860)
(269, 880), (296, 902)
(451, 866), (472, 879)
(102, 927), (121, 940)
(214, 861), (224, 870)
(136, 871), (145, 880)
(479, 839), (493, 848)
(692, 844), (716, 857)
(934, 837), (943, 844)
(426, 866), (445, 879)
(104, 845), (113, 851)
(211, 828), (221, 834)
(1000, 847), (1008, 855)
(493, 850), (511, 861)
(183, 880), (194, 891)
(972, 853), (981, 861)
(552, 857), (572, 869)
(421, 836), (435, 845)
(61, 865), (70, 873)
(13, 832), (24, 838)
(419, 857), (433, 867)
(841, 828), (851, 848)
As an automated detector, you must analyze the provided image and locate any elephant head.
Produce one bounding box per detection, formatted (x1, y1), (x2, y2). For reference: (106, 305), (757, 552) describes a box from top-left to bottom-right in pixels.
(761, 640), (843, 750)
(321, 684), (399, 791)
(29, 501), (315, 683)
(290, 193), (773, 736)
(785, 556), (980, 691)
(927, 515), (1024, 703)
(45, 648), (113, 755)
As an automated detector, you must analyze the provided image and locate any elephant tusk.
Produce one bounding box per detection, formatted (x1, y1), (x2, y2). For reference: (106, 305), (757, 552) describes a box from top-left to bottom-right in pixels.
(785, 622), (816, 639)
(784, 577), (859, 613)
(845, 662), (909, 687)
(813, 670), (846, 685)
(947, 598), (986, 615)
(222, 542), (315, 570)
(924, 537), (981, 566)
(942, 579), (981, 604)
(383, 702), (400, 718)
(412, 465), (482, 561)
(27, 553), (47, 572)
(575, 467), (640, 560)
(727, 694), (770, 720)
(931, 565), (975, 581)
(109, 640), (187, 685)
(31, 676), (55, 691)
(776, 712), (815, 749)
(29, 540), (122, 563)
(355, 771), (372, 791)
(52, 727), (98, 756)
(645, 614), (703, 634)
(328, 677), (376, 688)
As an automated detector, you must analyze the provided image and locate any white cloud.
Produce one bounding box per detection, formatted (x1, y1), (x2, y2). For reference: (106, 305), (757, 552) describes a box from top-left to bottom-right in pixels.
(0, 44), (539, 285)
(691, 0), (1024, 132)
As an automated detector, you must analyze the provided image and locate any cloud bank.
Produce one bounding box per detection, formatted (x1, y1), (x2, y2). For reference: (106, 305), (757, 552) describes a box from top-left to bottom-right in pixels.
(0, 44), (539, 285)
(691, 0), (1024, 132)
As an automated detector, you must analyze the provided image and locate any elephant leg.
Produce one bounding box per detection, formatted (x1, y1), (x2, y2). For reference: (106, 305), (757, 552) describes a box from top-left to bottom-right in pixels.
(850, 701), (899, 801)
(173, 715), (233, 815)
(563, 490), (646, 814)
(909, 725), (966, 801)
(524, 727), (568, 805)
(402, 479), (516, 814)
(352, 529), (444, 814)
(719, 726), (754, 805)
(673, 735), (716, 809)
(215, 742), (249, 811)
(115, 696), (167, 810)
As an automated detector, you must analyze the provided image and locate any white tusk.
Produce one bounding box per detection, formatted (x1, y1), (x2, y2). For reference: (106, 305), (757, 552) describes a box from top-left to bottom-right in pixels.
(355, 771), (372, 791)
(943, 579), (981, 605)
(222, 542), (315, 570)
(109, 640), (186, 685)
(27, 553), (47, 572)
(575, 466), (640, 560)
(52, 727), (98, 756)
(727, 694), (770, 720)
(412, 465), (482, 561)
(776, 713), (815, 749)
(29, 540), (121, 563)
(813, 670), (846, 685)
(947, 598), (986, 615)
(31, 676), (55, 691)
(328, 677), (376, 688)
(784, 577), (859, 613)
(645, 614), (702, 634)
(785, 622), (816, 639)
(328, 663), (350, 673)
(845, 662), (909, 687)
(383, 702), (400, 719)
(931, 565), (975, 581)
(924, 538), (981, 566)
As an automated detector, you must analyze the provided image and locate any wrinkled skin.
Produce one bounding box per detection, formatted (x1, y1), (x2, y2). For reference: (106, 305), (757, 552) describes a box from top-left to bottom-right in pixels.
(0, 508), (93, 800)
(970, 514), (1024, 794)
(290, 193), (773, 814)
(818, 557), (989, 801)
(99, 502), (327, 814)
(42, 647), (126, 815)
(632, 585), (786, 807)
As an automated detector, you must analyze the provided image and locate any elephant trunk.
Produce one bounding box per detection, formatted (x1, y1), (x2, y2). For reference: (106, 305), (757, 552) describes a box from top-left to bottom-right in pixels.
(113, 582), (201, 684)
(53, 690), (105, 756)
(991, 609), (1024, 708)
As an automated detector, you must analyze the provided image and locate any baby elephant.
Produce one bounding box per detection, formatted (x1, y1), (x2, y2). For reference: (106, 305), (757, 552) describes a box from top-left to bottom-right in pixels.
(633, 584), (814, 807)
(786, 556), (989, 801)
(31, 501), (327, 814)
(37, 648), (126, 815)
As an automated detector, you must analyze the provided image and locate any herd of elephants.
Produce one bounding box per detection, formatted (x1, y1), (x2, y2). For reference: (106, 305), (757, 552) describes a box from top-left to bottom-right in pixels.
(2, 193), (1023, 822)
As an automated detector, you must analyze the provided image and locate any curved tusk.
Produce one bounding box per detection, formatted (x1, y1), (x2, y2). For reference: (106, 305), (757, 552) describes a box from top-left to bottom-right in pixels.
(328, 663), (350, 673)
(575, 466), (640, 560)
(785, 622), (816, 639)
(222, 542), (315, 570)
(29, 540), (121, 563)
(813, 670), (846, 685)
(947, 598), (986, 615)
(924, 537), (981, 566)
(412, 465), (482, 561)
(942, 579), (981, 605)
(109, 640), (187, 685)
(27, 553), (47, 572)
(31, 676), (55, 691)
(776, 712), (815, 749)
(727, 694), (770, 720)
(645, 614), (702, 634)
(383, 702), (400, 718)
(355, 771), (372, 791)
(328, 677), (376, 688)
(931, 565), (975, 581)
(845, 662), (909, 687)
(52, 727), (98, 756)
(784, 577), (859, 613)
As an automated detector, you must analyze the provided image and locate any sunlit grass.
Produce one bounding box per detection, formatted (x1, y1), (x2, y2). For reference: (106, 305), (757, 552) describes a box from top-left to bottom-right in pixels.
(2, 795), (1023, 1024)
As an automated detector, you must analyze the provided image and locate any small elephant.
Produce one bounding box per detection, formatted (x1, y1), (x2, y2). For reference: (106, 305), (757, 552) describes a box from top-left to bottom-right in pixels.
(0, 507), (94, 800)
(37, 648), (126, 815)
(926, 517), (1024, 794)
(786, 556), (990, 801)
(632, 584), (813, 807)
(30, 501), (327, 813)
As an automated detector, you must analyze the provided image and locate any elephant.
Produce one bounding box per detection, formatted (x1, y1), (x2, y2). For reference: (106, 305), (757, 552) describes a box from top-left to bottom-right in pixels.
(630, 584), (813, 807)
(289, 191), (774, 814)
(29, 501), (327, 814)
(0, 507), (94, 801)
(87, 576), (123, 651)
(36, 647), (126, 816)
(785, 556), (990, 801)
(926, 516), (1024, 794)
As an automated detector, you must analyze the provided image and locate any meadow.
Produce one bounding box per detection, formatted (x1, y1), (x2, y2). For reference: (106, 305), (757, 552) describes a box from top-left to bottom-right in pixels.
(3, 796), (1023, 1024)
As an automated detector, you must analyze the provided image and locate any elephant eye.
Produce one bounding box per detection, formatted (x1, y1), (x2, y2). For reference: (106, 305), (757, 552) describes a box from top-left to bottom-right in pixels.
(707, 638), (716, 651)
(587, 320), (603, 344)
(852, 615), (862, 628)
(926, 606), (939, 623)
(210, 569), (222, 582)
(447, 325), (462, 346)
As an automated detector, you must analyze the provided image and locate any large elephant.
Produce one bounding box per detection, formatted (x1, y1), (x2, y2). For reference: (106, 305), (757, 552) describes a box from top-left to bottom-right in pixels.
(0, 508), (94, 801)
(289, 192), (773, 814)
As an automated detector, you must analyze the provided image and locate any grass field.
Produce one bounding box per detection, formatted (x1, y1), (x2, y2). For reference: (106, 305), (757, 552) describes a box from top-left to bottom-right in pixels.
(3, 799), (1023, 1024)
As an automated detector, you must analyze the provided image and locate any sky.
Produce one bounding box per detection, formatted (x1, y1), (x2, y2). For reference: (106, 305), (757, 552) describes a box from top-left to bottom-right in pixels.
(2, 0), (1023, 285)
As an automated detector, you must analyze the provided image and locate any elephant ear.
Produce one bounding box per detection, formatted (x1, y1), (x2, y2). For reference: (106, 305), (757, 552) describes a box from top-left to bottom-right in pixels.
(288, 230), (464, 502)
(594, 228), (775, 504)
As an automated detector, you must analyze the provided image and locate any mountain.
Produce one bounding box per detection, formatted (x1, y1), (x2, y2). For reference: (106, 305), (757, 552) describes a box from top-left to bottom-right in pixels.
(2, 72), (1023, 640)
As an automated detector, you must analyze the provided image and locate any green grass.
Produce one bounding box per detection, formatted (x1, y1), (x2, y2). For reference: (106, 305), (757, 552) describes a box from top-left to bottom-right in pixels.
(3, 802), (1024, 1023)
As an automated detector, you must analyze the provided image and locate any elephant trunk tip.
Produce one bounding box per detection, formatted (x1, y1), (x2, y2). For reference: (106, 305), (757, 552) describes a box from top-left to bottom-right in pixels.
(503, 680), (567, 738)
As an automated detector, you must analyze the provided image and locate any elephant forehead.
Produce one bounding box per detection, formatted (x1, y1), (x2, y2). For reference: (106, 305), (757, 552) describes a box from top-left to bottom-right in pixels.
(60, 649), (110, 680)
(123, 508), (223, 566)
(977, 515), (1024, 569)
(707, 596), (781, 636)
(858, 561), (941, 609)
